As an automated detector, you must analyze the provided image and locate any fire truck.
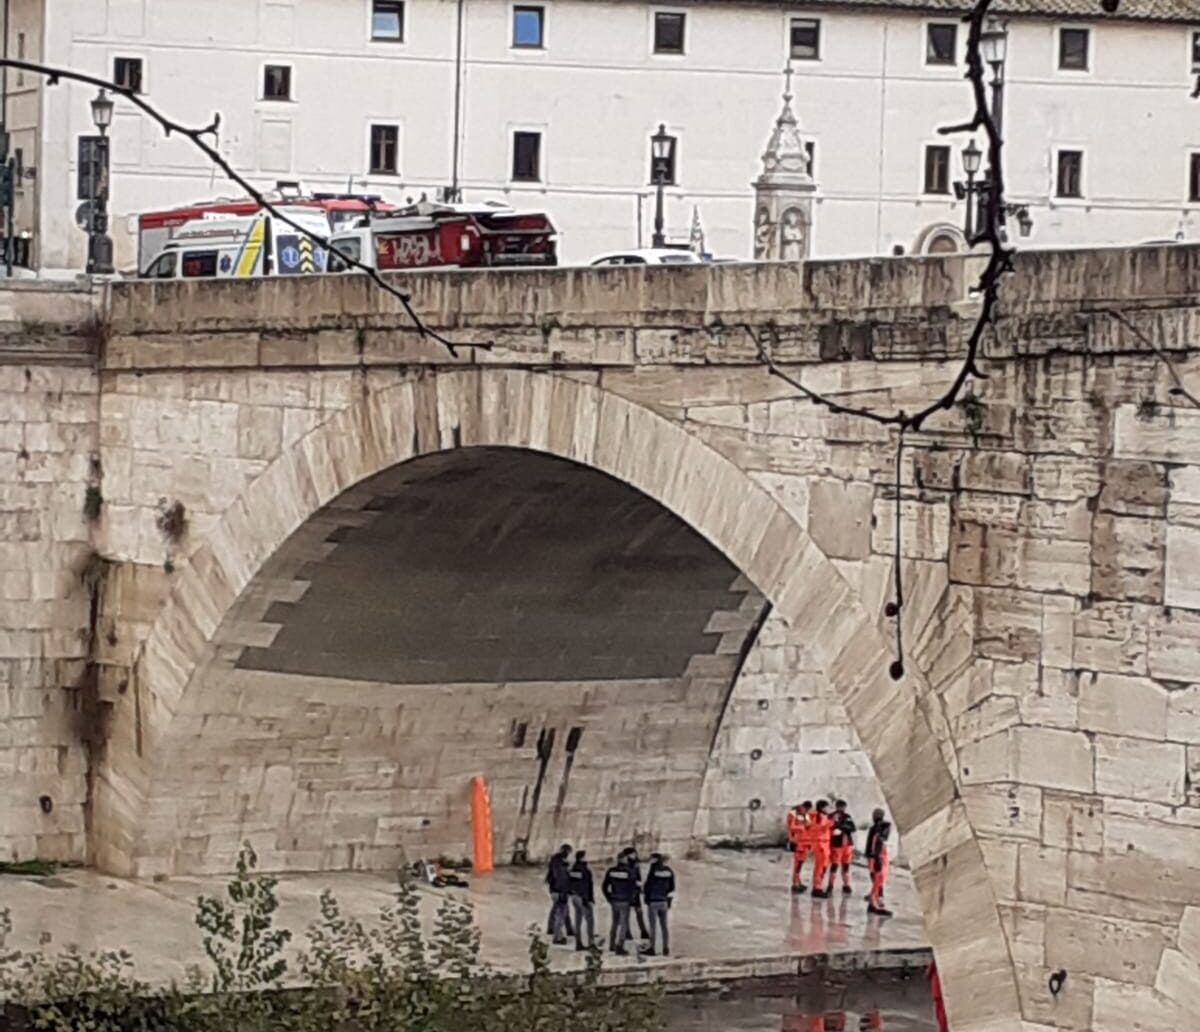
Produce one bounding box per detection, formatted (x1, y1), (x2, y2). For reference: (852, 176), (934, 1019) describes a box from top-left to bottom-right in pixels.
(327, 198), (557, 272)
(136, 189), (396, 275)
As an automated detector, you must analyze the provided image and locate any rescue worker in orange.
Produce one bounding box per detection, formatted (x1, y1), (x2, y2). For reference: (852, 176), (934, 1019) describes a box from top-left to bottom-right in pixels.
(865, 807), (893, 917)
(809, 799), (833, 898)
(826, 799), (856, 895)
(786, 801), (814, 893)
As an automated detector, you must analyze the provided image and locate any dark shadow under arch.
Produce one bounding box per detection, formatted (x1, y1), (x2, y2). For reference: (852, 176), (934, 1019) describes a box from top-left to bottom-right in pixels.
(238, 447), (756, 685)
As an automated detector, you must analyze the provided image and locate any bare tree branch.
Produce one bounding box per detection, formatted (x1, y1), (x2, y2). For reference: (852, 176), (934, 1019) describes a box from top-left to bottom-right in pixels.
(1106, 309), (1200, 408)
(750, 0), (1008, 678)
(0, 58), (491, 357)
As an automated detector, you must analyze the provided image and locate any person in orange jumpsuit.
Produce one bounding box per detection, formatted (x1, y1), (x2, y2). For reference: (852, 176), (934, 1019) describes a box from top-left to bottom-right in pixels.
(809, 800), (834, 898)
(865, 808), (892, 917)
(786, 801), (813, 893)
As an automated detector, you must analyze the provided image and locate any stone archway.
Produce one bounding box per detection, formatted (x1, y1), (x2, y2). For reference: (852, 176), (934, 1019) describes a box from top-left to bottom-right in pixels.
(93, 367), (1021, 1032)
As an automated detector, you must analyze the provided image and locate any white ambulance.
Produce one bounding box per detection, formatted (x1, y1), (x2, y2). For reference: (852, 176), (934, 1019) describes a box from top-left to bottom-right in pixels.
(139, 208), (331, 280)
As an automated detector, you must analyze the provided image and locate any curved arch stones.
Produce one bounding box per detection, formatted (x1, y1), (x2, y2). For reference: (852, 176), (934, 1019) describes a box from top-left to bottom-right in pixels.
(94, 367), (1022, 1032)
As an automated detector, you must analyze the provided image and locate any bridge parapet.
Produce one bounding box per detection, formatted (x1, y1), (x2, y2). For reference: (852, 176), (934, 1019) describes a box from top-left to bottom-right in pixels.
(98, 244), (1200, 372)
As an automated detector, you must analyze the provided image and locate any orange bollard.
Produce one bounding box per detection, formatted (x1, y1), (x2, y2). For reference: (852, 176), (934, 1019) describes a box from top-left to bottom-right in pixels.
(470, 776), (494, 874)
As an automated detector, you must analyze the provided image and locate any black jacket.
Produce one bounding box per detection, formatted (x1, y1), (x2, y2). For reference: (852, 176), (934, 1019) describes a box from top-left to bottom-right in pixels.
(602, 864), (637, 904)
(546, 853), (571, 895)
(568, 860), (594, 904)
(865, 820), (891, 862)
(644, 862), (676, 903)
(626, 857), (643, 902)
(831, 812), (857, 850)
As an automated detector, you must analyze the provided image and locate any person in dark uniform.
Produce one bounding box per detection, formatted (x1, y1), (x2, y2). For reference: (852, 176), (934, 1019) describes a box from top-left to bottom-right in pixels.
(567, 849), (595, 951)
(602, 853), (637, 954)
(620, 846), (651, 940)
(865, 809), (892, 917)
(642, 852), (676, 956)
(545, 843), (573, 944)
(827, 800), (857, 895)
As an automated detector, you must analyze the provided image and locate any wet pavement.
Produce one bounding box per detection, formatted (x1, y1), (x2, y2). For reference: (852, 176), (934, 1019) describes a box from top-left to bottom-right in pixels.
(663, 973), (937, 1031)
(0, 849), (928, 989)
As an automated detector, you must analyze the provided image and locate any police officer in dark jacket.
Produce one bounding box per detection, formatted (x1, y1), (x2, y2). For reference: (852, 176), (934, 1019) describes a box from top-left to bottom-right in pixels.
(602, 854), (637, 954)
(545, 843), (573, 944)
(620, 846), (651, 940)
(567, 850), (595, 951)
(642, 853), (676, 956)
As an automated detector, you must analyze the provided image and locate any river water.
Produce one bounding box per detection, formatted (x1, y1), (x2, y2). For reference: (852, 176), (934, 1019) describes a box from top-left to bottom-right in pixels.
(663, 973), (936, 1032)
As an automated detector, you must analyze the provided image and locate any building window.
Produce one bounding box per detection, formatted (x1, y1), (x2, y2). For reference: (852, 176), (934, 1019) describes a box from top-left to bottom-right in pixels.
(15, 33), (22, 86)
(1192, 30), (1200, 70)
(923, 145), (951, 194)
(1189, 153), (1200, 202)
(513, 5), (544, 47)
(654, 12), (685, 54)
(263, 64), (292, 101)
(1059, 27), (1089, 70)
(512, 130), (541, 182)
(371, 0), (404, 41)
(1056, 150), (1083, 198)
(369, 124), (399, 174)
(926, 23), (957, 65)
(805, 141), (816, 176)
(113, 57), (143, 93)
(790, 19), (820, 60)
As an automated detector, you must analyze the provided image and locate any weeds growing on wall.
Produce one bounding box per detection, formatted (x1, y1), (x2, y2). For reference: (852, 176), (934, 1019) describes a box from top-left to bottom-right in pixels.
(0, 844), (664, 1032)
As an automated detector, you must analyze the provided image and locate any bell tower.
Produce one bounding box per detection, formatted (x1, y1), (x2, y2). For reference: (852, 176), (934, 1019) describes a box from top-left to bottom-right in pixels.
(752, 65), (817, 261)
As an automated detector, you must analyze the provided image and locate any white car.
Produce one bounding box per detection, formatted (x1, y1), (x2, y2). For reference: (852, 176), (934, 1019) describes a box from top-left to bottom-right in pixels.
(589, 248), (701, 267)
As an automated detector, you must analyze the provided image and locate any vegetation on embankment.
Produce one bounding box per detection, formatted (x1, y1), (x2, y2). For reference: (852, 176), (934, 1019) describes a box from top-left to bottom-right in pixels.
(0, 845), (663, 1032)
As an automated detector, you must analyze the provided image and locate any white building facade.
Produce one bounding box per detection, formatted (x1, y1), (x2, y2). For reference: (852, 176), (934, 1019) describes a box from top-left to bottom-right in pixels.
(5, 0), (1200, 269)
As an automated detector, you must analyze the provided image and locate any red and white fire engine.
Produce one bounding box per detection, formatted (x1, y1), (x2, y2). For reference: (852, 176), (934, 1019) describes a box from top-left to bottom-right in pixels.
(327, 198), (557, 272)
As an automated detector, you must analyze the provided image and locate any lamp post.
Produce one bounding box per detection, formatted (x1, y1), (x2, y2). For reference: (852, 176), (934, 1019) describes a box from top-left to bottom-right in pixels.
(958, 139), (982, 239)
(86, 88), (115, 276)
(650, 123), (676, 249)
(0, 128), (15, 277)
(979, 16), (1008, 138)
(972, 19), (1033, 240)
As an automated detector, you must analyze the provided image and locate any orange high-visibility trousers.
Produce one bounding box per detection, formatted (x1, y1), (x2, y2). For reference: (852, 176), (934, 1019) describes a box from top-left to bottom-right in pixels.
(869, 848), (888, 907)
(811, 847), (830, 891)
(791, 845), (810, 886)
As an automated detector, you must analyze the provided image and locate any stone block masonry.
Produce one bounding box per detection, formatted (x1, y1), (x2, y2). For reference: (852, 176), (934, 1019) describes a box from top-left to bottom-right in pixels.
(0, 353), (98, 866)
(4, 244), (1200, 1032)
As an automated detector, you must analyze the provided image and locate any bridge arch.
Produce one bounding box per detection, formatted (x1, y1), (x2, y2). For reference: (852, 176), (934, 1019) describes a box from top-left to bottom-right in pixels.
(94, 367), (1018, 1031)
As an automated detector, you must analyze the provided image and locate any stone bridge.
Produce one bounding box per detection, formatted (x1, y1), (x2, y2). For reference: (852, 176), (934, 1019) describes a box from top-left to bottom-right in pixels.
(3, 248), (1200, 1031)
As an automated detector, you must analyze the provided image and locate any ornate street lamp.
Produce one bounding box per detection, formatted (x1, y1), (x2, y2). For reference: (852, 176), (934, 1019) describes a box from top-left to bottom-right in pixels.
(958, 139), (982, 239)
(90, 88), (115, 135)
(650, 123), (677, 249)
(979, 17), (1008, 135)
(87, 89), (114, 275)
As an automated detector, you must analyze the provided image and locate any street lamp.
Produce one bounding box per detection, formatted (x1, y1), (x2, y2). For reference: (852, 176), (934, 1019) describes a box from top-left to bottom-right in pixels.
(87, 88), (114, 275)
(650, 123), (676, 249)
(0, 128), (13, 277)
(90, 89), (115, 135)
(957, 139), (983, 239)
(979, 16), (1008, 136)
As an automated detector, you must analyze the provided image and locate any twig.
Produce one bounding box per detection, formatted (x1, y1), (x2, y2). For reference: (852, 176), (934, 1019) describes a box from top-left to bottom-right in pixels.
(749, 0), (1009, 678)
(1106, 309), (1200, 408)
(0, 59), (490, 357)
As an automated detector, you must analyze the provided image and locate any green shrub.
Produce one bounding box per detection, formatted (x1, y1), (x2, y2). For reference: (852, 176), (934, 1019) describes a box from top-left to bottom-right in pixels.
(0, 844), (662, 1032)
